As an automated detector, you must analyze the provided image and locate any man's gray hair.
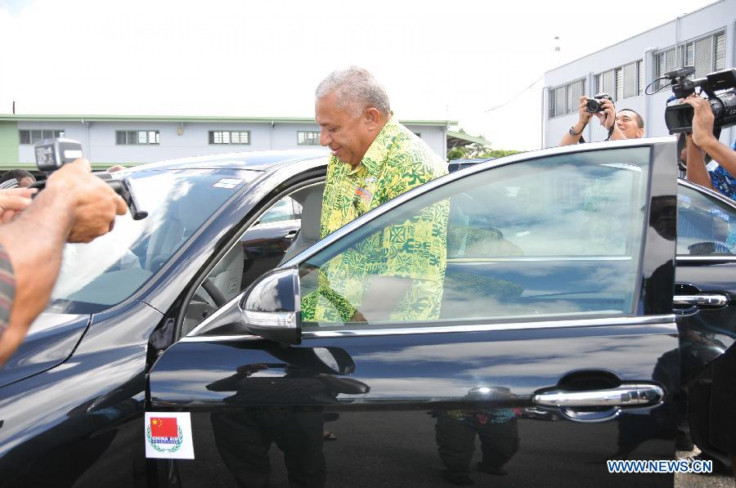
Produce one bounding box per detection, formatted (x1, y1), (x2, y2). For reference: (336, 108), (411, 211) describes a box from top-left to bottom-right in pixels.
(315, 66), (391, 117)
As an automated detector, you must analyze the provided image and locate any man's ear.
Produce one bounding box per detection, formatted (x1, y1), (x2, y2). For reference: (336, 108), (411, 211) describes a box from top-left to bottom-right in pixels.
(362, 107), (382, 129)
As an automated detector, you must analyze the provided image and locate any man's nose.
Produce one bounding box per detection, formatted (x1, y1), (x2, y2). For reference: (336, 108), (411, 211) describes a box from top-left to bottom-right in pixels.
(320, 130), (331, 147)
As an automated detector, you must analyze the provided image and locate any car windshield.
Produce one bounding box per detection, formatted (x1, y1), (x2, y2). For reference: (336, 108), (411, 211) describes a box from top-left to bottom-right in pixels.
(47, 167), (259, 314)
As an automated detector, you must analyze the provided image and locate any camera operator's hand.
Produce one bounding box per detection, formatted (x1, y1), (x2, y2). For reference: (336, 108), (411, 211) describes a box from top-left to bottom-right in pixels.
(681, 95), (736, 184)
(595, 98), (616, 132)
(0, 187), (36, 224)
(681, 96), (717, 148)
(45, 158), (128, 243)
(683, 133), (713, 189)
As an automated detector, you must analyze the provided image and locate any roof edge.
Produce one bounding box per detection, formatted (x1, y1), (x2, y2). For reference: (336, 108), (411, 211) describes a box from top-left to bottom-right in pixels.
(0, 114), (457, 126)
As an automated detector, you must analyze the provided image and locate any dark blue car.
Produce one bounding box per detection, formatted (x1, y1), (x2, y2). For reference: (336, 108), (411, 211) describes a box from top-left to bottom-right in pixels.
(0, 139), (734, 487)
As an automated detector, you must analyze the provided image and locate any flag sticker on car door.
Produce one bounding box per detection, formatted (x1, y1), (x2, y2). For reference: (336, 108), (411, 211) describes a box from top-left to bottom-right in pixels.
(145, 412), (195, 459)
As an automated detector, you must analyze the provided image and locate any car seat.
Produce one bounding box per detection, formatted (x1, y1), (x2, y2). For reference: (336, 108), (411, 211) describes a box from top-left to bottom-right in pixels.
(279, 187), (324, 264)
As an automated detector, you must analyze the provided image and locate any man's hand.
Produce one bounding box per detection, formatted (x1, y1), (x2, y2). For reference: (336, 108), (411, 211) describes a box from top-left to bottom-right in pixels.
(595, 98), (616, 131)
(45, 159), (128, 243)
(560, 96), (593, 145)
(0, 188), (36, 224)
(681, 96), (717, 148)
(577, 96), (594, 127)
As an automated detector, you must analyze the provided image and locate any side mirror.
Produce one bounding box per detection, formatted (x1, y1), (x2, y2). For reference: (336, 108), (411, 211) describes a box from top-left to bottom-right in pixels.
(239, 267), (301, 344)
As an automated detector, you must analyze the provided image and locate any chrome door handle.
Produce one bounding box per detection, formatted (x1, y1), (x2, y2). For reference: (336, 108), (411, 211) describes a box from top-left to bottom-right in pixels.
(673, 294), (729, 308)
(533, 384), (664, 408)
(532, 384), (664, 424)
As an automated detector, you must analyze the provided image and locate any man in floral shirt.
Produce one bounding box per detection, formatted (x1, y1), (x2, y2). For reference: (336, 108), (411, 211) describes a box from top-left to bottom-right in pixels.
(301, 67), (448, 323)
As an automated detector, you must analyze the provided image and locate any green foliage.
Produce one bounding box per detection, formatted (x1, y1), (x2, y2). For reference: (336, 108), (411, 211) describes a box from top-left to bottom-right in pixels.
(448, 143), (523, 160)
(447, 131), (524, 161)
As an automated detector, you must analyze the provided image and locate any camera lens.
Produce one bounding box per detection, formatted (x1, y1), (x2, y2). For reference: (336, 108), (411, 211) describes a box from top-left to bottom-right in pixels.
(585, 99), (601, 113)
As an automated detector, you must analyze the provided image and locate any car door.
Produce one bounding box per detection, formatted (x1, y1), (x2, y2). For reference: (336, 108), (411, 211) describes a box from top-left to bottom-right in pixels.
(147, 140), (680, 488)
(674, 180), (736, 464)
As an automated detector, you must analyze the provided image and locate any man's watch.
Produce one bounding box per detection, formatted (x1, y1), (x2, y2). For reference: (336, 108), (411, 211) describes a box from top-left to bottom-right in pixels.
(569, 125), (586, 136)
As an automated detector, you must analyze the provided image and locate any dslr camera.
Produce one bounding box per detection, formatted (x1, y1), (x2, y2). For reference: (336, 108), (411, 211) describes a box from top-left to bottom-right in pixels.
(585, 93), (613, 113)
(663, 66), (736, 134)
(33, 138), (147, 220)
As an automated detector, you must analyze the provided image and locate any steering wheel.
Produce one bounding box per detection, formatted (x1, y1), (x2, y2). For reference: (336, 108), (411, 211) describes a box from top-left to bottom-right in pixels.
(202, 278), (227, 307)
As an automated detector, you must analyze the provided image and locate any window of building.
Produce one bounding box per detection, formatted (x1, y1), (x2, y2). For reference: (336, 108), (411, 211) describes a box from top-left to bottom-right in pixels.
(297, 131), (320, 145)
(116, 130), (160, 145)
(18, 129), (64, 145)
(548, 79), (585, 118)
(623, 62), (639, 99)
(209, 131), (250, 145)
(653, 30), (726, 89)
(595, 60), (644, 102)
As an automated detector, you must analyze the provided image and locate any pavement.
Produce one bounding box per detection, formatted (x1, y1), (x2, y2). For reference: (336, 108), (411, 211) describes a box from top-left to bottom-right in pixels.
(675, 448), (734, 488)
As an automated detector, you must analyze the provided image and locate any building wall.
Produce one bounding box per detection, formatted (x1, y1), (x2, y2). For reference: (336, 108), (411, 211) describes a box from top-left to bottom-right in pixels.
(10, 119), (448, 168)
(543, 0), (736, 148)
(0, 122), (19, 168)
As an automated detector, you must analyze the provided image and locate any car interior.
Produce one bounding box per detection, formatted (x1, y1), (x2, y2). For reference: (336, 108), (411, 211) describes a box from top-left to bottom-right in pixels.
(182, 182), (325, 335)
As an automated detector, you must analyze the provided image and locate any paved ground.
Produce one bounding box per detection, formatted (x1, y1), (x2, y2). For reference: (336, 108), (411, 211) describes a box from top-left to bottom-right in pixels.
(675, 447), (734, 488)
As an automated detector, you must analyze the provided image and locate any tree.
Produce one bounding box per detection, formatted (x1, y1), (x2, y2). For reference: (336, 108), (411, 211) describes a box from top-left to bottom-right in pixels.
(447, 130), (523, 160)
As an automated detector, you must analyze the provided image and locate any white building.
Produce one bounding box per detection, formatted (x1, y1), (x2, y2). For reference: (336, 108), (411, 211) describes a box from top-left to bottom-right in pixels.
(0, 114), (454, 171)
(542, 0), (736, 148)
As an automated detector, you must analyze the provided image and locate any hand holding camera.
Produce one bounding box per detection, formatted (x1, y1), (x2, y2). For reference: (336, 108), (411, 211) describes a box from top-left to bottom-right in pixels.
(570, 93), (615, 136)
(33, 138), (147, 221)
(681, 95), (717, 149)
(587, 93), (616, 131)
(43, 159), (128, 243)
(0, 187), (35, 224)
(660, 67), (736, 134)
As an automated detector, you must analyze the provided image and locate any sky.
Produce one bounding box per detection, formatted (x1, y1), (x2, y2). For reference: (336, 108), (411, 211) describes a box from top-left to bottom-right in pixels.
(0, 0), (718, 151)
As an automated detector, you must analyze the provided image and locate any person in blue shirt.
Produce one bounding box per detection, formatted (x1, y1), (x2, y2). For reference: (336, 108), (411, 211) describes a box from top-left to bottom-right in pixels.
(683, 96), (736, 200)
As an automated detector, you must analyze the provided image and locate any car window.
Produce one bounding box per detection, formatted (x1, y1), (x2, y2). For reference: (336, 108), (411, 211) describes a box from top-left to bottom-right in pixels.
(182, 185), (323, 335)
(48, 169), (258, 314)
(677, 185), (736, 256)
(299, 147), (651, 327)
(258, 196), (302, 224)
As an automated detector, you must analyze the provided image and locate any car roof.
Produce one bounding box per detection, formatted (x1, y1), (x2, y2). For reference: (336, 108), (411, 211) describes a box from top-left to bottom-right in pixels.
(125, 149), (330, 173)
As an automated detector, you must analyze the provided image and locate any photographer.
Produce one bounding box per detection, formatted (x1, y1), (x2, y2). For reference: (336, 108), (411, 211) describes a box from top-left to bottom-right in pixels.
(560, 95), (644, 145)
(0, 158), (127, 365)
(683, 95), (736, 198)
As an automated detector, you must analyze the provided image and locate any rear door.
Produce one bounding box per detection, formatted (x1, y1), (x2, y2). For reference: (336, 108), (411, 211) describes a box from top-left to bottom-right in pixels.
(674, 180), (736, 462)
(147, 140), (681, 488)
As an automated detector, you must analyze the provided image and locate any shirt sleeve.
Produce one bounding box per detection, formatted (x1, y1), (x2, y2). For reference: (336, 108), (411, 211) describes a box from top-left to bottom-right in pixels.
(0, 243), (16, 337)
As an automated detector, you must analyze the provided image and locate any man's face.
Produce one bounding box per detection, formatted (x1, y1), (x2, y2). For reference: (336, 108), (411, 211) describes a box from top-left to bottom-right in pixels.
(315, 92), (376, 168)
(616, 110), (644, 139)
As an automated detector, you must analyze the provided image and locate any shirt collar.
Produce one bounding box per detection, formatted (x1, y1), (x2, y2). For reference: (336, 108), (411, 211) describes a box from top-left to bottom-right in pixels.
(357, 115), (400, 176)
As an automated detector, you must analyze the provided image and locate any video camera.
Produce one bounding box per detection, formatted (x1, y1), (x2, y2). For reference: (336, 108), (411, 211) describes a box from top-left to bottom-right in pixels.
(661, 66), (736, 134)
(33, 138), (147, 220)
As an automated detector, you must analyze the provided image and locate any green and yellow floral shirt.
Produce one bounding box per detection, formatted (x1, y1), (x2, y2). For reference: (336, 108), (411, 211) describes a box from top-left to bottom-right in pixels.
(301, 116), (448, 323)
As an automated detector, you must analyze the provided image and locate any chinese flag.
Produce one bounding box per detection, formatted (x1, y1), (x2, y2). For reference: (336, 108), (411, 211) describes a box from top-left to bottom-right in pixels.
(150, 417), (178, 437)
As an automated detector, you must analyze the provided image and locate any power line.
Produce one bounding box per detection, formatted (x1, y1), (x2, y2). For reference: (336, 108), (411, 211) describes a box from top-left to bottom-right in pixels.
(484, 76), (544, 113)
